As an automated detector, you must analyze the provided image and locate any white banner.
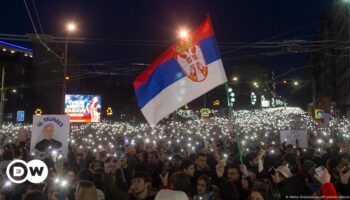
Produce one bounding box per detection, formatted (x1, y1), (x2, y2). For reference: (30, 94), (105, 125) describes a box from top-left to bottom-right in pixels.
(30, 115), (70, 159)
(280, 130), (308, 148)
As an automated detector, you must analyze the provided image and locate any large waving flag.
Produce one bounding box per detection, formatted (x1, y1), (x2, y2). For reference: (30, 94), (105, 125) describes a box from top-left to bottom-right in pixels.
(134, 16), (227, 126)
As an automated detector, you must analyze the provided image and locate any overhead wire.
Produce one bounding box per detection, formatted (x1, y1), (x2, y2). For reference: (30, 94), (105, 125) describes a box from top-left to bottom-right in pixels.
(31, 0), (44, 34)
(221, 20), (328, 56)
(23, 0), (64, 66)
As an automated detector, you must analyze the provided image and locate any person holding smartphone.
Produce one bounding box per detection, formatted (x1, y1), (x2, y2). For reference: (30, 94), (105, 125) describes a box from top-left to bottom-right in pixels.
(314, 166), (339, 200)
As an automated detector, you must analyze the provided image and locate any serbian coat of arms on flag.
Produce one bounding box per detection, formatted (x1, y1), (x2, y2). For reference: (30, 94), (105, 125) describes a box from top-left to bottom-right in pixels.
(134, 16), (227, 126)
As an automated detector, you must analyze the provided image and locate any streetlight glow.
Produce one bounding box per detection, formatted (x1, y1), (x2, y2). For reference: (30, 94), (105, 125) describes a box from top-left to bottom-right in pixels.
(233, 76), (238, 81)
(178, 29), (189, 39)
(66, 22), (77, 33)
(294, 81), (299, 86)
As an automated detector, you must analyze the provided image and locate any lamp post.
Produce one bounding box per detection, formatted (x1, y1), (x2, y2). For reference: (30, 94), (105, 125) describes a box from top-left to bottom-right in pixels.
(0, 66), (5, 122)
(62, 22), (77, 114)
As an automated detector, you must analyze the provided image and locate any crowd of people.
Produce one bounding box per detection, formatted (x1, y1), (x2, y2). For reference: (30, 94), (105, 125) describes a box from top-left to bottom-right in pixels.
(0, 107), (348, 200)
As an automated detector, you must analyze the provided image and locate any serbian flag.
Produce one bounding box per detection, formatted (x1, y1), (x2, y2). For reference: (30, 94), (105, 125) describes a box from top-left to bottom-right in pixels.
(134, 16), (227, 126)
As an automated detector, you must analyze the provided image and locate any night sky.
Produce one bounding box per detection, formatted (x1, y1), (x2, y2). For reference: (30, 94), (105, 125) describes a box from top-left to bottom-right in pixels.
(1, 0), (333, 106)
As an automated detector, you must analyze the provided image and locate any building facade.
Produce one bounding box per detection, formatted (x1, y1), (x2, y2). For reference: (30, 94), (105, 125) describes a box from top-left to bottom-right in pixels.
(311, 0), (350, 114)
(0, 40), (33, 122)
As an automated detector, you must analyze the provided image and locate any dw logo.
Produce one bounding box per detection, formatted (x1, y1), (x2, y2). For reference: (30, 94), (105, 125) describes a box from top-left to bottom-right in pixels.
(6, 160), (48, 184)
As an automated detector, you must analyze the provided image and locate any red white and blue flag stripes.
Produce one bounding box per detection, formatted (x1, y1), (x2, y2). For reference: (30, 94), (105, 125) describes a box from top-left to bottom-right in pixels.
(134, 16), (227, 126)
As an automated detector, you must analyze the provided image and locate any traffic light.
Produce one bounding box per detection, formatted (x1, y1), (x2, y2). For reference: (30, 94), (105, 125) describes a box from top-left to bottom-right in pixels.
(227, 87), (235, 107)
(251, 92), (257, 105)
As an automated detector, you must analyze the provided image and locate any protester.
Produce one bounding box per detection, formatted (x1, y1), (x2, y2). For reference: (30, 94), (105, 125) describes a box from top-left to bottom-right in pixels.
(75, 180), (98, 200)
(0, 107), (349, 200)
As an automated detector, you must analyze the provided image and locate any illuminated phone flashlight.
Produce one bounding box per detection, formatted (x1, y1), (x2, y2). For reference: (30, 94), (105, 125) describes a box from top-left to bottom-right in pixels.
(61, 180), (68, 187)
(145, 138), (150, 143)
(168, 156), (172, 161)
(4, 181), (12, 187)
(54, 178), (60, 184)
(317, 139), (322, 144)
(272, 141), (275, 145)
(223, 154), (228, 158)
(329, 139), (333, 144)
(51, 150), (58, 156)
(270, 149), (275, 154)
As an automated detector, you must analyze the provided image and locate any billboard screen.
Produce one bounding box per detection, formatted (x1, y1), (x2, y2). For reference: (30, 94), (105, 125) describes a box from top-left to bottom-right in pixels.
(64, 94), (101, 122)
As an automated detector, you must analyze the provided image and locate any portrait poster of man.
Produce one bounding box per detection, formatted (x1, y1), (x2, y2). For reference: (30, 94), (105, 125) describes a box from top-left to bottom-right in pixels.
(30, 115), (69, 159)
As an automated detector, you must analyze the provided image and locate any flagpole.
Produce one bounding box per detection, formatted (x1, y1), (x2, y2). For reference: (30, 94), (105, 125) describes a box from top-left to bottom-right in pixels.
(224, 83), (243, 164)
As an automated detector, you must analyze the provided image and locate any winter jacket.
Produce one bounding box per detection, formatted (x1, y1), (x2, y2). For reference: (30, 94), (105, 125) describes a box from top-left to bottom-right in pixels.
(321, 183), (338, 200)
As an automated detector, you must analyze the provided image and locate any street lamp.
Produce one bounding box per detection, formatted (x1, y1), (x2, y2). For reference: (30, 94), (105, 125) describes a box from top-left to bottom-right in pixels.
(253, 82), (259, 88)
(293, 81), (299, 86)
(178, 28), (189, 39)
(66, 22), (77, 32)
(232, 76), (238, 82)
(62, 21), (78, 114)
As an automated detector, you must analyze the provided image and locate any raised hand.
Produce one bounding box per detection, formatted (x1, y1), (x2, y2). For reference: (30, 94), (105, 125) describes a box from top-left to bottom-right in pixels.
(239, 164), (249, 177)
(258, 148), (266, 160)
(159, 172), (169, 186)
(314, 167), (331, 185)
(340, 170), (350, 185)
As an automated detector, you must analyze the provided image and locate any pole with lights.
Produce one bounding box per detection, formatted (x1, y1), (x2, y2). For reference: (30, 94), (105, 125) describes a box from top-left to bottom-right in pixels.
(0, 66), (5, 122)
(225, 83), (243, 164)
(62, 22), (77, 114)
